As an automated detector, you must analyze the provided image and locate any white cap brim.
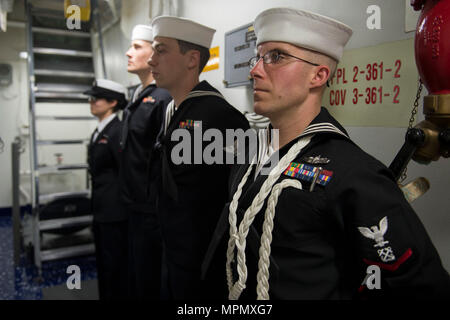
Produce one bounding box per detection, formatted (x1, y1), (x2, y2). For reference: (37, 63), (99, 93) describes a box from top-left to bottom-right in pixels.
(254, 8), (353, 61)
(131, 24), (153, 42)
(94, 79), (126, 95)
(152, 16), (215, 48)
(84, 79), (127, 101)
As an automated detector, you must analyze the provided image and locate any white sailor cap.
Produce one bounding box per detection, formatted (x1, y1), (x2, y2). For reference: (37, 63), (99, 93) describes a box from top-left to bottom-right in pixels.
(84, 79), (127, 103)
(151, 16), (215, 49)
(131, 24), (153, 42)
(254, 8), (353, 62)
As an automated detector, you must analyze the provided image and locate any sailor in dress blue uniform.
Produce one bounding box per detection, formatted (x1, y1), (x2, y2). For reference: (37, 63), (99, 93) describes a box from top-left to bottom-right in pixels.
(203, 7), (450, 300)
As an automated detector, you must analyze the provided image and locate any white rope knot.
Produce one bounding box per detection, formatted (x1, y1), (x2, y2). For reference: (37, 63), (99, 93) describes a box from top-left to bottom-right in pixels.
(230, 234), (239, 242)
(226, 135), (313, 300)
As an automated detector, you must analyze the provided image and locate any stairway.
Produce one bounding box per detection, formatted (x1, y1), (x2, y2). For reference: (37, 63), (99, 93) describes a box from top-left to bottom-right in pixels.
(24, 0), (103, 276)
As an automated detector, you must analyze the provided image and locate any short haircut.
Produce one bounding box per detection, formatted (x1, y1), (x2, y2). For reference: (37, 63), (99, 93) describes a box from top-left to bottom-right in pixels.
(302, 47), (337, 89)
(177, 39), (210, 74)
(106, 98), (127, 112)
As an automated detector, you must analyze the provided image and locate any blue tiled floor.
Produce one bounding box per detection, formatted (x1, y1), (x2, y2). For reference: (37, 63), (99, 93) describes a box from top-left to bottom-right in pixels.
(0, 215), (97, 300)
(0, 216), (15, 299)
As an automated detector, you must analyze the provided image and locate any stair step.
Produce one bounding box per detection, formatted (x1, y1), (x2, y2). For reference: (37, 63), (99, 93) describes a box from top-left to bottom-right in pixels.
(36, 139), (88, 146)
(36, 116), (95, 121)
(39, 215), (93, 232)
(39, 190), (90, 204)
(33, 47), (93, 58)
(38, 164), (89, 173)
(41, 243), (95, 262)
(35, 69), (95, 78)
(31, 7), (64, 18)
(32, 26), (90, 38)
(35, 92), (88, 100)
(36, 83), (91, 93)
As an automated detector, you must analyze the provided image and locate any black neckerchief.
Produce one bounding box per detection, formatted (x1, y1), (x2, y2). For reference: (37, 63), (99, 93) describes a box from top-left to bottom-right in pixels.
(154, 80), (225, 202)
(119, 84), (157, 150)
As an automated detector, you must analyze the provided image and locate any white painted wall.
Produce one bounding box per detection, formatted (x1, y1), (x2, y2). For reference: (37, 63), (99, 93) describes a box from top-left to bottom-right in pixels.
(0, 26), (29, 207)
(92, 21), (139, 87)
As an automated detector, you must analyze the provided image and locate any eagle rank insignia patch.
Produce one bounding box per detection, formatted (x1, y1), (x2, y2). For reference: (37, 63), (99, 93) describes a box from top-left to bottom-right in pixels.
(358, 216), (396, 263)
(302, 155), (330, 165)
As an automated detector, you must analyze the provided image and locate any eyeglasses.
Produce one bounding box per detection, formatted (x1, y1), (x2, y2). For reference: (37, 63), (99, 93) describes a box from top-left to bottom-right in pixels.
(249, 49), (320, 69)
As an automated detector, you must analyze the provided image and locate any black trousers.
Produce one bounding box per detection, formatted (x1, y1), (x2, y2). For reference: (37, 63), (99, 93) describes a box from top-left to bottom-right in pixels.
(92, 220), (128, 300)
(162, 244), (228, 300)
(127, 208), (163, 300)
